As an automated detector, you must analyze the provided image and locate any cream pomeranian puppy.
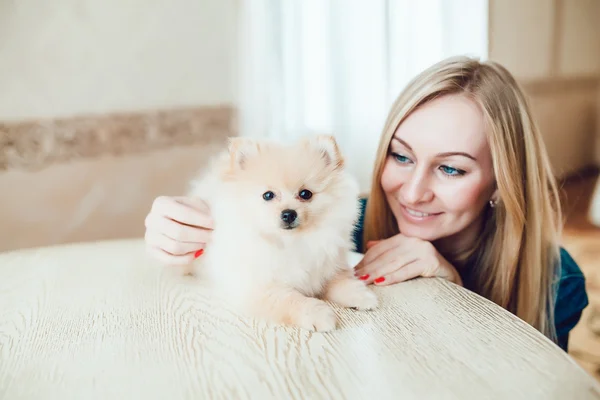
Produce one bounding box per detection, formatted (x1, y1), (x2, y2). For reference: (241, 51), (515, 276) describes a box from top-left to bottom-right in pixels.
(186, 134), (378, 332)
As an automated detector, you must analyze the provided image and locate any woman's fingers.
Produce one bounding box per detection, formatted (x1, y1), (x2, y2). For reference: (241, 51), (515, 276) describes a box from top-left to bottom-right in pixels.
(355, 249), (417, 285)
(144, 230), (204, 257)
(354, 238), (395, 272)
(151, 196), (215, 230)
(144, 196), (214, 266)
(371, 260), (425, 286)
(145, 243), (200, 266)
(359, 237), (400, 267)
(146, 214), (211, 244)
(357, 234), (416, 270)
(354, 234), (461, 287)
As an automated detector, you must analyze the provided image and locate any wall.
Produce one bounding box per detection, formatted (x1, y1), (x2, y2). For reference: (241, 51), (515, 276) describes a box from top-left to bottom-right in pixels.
(0, 141), (227, 252)
(488, 0), (600, 176)
(0, 0), (238, 121)
(0, 0), (238, 253)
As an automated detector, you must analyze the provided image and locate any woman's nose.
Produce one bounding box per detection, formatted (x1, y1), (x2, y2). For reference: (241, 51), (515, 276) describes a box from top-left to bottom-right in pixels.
(402, 171), (434, 204)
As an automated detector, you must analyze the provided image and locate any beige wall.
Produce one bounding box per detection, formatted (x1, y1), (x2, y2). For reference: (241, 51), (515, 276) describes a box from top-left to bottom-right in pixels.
(0, 0), (237, 253)
(489, 0), (600, 176)
(0, 0), (238, 121)
(0, 142), (226, 253)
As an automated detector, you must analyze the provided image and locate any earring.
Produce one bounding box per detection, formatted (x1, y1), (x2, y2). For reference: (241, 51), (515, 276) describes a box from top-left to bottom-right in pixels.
(489, 199), (496, 208)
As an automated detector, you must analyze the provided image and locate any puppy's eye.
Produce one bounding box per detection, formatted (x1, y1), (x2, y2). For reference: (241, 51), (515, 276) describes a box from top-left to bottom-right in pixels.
(298, 189), (313, 200)
(263, 191), (275, 201)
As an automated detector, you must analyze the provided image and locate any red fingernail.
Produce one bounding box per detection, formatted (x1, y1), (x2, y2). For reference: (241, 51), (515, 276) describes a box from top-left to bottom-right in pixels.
(359, 274), (369, 280)
(194, 249), (204, 258)
(374, 277), (385, 284)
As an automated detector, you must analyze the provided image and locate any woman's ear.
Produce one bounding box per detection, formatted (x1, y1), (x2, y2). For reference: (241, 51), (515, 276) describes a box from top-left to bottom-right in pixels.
(489, 189), (500, 208)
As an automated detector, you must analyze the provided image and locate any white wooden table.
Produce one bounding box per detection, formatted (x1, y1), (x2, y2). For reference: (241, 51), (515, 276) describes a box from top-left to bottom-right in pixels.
(1, 239), (599, 400)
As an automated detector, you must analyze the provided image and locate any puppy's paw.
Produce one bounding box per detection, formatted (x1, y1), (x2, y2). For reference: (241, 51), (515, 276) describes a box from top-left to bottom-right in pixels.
(326, 280), (379, 310)
(293, 298), (337, 332)
(345, 286), (378, 311)
(179, 262), (197, 277)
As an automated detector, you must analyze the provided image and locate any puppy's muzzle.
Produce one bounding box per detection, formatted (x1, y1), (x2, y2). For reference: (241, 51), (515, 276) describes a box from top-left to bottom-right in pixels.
(280, 209), (298, 229)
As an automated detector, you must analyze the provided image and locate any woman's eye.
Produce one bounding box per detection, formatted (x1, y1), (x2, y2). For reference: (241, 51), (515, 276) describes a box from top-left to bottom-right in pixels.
(298, 189), (313, 200)
(439, 165), (465, 176)
(263, 191), (275, 201)
(392, 153), (411, 164)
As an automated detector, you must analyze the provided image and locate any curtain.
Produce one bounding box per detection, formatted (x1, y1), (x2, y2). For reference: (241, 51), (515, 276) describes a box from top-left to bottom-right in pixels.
(236, 0), (488, 192)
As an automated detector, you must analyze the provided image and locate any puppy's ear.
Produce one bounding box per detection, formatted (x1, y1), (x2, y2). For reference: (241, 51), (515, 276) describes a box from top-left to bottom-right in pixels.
(304, 135), (344, 169)
(227, 137), (260, 170)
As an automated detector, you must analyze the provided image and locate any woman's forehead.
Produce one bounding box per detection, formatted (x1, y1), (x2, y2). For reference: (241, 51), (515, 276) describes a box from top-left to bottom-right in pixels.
(394, 94), (490, 155)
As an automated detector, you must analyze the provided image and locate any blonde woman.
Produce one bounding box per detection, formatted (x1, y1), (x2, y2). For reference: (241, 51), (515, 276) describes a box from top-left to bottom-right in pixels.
(143, 56), (588, 351)
(351, 56), (587, 351)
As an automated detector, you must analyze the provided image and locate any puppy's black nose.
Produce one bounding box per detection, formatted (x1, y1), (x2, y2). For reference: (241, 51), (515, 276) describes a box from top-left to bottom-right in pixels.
(281, 209), (297, 224)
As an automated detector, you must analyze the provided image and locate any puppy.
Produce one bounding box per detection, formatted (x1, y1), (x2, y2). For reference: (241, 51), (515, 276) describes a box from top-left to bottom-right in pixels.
(187, 135), (378, 332)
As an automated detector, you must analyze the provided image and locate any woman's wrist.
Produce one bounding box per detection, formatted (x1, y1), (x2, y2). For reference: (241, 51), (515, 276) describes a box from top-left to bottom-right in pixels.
(441, 261), (463, 286)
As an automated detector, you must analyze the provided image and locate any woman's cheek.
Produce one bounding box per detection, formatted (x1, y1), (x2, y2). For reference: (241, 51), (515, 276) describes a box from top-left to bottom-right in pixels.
(380, 160), (400, 193)
(436, 177), (490, 212)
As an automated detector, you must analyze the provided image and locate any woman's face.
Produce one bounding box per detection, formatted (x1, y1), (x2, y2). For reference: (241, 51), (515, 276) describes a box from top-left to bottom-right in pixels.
(380, 93), (497, 246)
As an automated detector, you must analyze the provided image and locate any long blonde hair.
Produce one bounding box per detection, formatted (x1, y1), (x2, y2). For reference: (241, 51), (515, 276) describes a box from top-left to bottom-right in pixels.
(363, 56), (562, 340)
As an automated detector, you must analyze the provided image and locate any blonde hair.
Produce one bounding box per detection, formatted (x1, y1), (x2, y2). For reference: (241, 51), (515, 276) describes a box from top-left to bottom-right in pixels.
(363, 56), (562, 340)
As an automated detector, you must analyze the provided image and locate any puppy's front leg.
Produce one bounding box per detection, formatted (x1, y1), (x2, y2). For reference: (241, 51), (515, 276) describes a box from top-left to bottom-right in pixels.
(323, 268), (378, 310)
(248, 283), (338, 332)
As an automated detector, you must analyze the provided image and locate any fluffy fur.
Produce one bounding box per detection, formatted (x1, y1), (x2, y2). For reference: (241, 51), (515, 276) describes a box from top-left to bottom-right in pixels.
(187, 135), (378, 332)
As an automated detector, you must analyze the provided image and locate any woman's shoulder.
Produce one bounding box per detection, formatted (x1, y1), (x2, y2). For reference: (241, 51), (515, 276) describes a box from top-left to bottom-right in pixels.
(554, 247), (589, 350)
(555, 247), (587, 302)
(557, 247), (586, 280)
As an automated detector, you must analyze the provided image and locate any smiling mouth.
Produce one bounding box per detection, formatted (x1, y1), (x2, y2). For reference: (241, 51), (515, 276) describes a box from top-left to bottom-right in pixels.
(402, 205), (442, 218)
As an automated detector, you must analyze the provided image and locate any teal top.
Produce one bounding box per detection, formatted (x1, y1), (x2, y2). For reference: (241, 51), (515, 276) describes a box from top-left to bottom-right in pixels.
(351, 198), (588, 352)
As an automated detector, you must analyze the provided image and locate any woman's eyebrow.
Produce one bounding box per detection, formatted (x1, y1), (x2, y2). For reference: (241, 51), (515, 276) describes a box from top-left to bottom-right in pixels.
(392, 137), (413, 150)
(436, 151), (477, 161)
(392, 137), (477, 161)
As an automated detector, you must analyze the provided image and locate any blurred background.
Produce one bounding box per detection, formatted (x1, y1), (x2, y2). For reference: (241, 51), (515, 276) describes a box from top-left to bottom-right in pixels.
(0, 0), (599, 379)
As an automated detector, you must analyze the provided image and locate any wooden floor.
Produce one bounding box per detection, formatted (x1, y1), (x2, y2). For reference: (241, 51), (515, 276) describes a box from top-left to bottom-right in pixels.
(559, 169), (600, 381)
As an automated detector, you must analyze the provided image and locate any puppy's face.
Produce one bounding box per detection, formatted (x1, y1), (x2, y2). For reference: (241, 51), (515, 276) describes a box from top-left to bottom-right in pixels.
(220, 135), (348, 235)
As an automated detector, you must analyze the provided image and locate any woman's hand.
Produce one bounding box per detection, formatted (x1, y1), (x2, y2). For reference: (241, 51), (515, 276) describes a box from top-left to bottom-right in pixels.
(144, 196), (214, 265)
(353, 234), (463, 286)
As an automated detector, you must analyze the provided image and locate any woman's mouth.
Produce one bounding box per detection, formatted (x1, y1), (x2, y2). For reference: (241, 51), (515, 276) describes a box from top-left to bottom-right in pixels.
(401, 205), (442, 221)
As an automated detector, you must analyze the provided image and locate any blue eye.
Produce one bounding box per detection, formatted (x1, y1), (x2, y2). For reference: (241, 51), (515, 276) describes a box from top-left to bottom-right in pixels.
(392, 153), (411, 164)
(440, 165), (465, 176)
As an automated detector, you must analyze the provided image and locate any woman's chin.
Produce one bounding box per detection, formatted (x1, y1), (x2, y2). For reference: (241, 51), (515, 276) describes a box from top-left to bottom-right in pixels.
(397, 224), (444, 242)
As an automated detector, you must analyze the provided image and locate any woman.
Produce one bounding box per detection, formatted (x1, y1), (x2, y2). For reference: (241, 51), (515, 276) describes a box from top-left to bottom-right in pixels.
(143, 56), (588, 351)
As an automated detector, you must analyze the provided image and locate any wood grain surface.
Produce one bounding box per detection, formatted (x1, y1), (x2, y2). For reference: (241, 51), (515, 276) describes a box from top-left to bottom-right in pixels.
(0, 239), (599, 400)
